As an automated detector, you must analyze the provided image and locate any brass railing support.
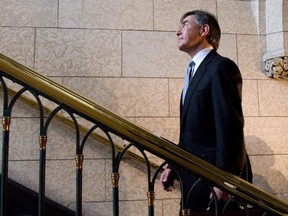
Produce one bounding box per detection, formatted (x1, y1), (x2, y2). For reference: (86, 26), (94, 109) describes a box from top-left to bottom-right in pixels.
(111, 172), (120, 188)
(147, 191), (155, 206)
(182, 209), (190, 216)
(39, 135), (47, 151)
(75, 154), (84, 169)
(2, 116), (10, 132)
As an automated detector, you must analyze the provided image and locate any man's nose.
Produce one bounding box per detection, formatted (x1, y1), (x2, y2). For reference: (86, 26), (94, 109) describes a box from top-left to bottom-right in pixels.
(176, 28), (181, 36)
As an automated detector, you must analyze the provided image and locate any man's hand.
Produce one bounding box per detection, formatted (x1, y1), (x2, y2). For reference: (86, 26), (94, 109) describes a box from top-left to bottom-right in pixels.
(160, 168), (175, 191)
(209, 187), (230, 201)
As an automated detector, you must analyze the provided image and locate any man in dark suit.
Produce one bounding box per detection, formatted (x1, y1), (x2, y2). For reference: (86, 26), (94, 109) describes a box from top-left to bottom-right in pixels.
(160, 10), (252, 213)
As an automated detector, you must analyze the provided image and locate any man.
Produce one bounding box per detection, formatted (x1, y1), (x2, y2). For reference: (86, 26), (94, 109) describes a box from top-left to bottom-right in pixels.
(160, 10), (252, 213)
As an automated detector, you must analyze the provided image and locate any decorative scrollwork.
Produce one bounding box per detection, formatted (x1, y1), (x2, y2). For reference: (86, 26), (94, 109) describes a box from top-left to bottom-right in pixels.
(264, 56), (288, 79)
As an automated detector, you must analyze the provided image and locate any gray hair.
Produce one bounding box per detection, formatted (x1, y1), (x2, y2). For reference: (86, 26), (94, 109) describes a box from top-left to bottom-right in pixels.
(181, 10), (221, 50)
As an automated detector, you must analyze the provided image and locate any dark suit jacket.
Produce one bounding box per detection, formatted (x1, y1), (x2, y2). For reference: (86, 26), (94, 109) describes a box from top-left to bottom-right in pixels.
(179, 49), (251, 179)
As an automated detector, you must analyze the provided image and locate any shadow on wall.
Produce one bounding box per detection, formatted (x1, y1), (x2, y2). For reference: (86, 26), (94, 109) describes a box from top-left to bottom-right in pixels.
(245, 135), (288, 201)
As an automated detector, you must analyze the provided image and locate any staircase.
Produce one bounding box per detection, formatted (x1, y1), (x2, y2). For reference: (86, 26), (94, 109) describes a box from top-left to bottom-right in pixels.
(0, 175), (75, 216)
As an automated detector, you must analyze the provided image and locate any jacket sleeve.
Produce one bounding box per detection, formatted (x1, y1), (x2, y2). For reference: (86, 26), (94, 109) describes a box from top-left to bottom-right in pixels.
(211, 58), (246, 175)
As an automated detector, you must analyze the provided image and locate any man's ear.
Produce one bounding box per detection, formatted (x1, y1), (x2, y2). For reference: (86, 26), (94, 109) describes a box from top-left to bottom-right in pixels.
(200, 24), (210, 36)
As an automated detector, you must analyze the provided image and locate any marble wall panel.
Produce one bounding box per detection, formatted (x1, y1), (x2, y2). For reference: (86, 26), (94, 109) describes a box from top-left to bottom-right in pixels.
(105, 159), (148, 201)
(162, 199), (181, 216)
(154, 0), (216, 31)
(265, 0), (283, 34)
(9, 118), (40, 160)
(122, 31), (187, 78)
(119, 200), (162, 216)
(238, 35), (266, 79)
(250, 155), (288, 195)
(242, 80), (259, 117)
(217, 0), (260, 34)
(63, 77), (169, 117)
(74, 202), (113, 216)
(285, 32), (288, 52)
(0, 0), (57, 27)
(266, 32), (286, 57)
(284, 0), (288, 32)
(0, 91), (40, 118)
(218, 34), (238, 64)
(258, 80), (288, 116)
(134, 117), (179, 144)
(105, 159), (180, 202)
(5, 116), (111, 161)
(35, 28), (121, 77)
(169, 79), (183, 117)
(9, 159), (107, 206)
(76, 200), (163, 216)
(45, 120), (111, 160)
(9, 161), (39, 192)
(245, 117), (288, 154)
(0, 27), (35, 67)
(58, 0), (153, 30)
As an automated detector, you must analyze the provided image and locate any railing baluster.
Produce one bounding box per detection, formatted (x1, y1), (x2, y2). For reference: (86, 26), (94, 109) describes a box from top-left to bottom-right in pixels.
(75, 153), (84, 216)
(1, 116), (11, 216)
(111, 172), (120, 216)
(39, 135), (47, 216)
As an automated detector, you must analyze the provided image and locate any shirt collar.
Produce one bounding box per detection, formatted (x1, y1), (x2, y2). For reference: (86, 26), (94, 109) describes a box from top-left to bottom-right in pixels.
(189, 46), (213, 72)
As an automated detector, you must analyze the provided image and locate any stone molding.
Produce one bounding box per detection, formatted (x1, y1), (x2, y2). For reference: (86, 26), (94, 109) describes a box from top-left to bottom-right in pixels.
(264, 56), (288, 79)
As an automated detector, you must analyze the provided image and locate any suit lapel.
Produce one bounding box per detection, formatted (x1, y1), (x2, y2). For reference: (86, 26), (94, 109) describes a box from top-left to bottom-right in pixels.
(180, 50), (216, 129)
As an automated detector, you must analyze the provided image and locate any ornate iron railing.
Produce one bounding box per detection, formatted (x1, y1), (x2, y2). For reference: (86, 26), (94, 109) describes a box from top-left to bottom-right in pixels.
(0, 53), (288, 216)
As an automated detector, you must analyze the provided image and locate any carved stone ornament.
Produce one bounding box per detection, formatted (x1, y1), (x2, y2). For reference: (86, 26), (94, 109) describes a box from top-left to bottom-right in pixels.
(264, 56), (288, 79)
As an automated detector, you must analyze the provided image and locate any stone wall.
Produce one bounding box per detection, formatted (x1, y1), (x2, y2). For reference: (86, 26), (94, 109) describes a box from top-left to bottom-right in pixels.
(0, 0), (287, 215)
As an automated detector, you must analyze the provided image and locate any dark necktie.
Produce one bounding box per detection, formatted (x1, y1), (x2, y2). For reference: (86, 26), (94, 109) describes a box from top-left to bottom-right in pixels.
(182, 61), (195, 105)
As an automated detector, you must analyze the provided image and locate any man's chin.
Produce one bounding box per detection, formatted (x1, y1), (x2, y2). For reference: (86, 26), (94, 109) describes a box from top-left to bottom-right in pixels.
(178, 45), (185, 51)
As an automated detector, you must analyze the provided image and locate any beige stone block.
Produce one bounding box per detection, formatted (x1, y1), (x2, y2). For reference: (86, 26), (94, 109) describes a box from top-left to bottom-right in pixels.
(218, 34), (237, 64)
(238, 35), (266, 79)
(122, 31), (187, 78)
(0, 28), (35, 67)
(105, 159), (148, 201)
(76, 202), (113, 215)
(277, 193), (288, 203)
(58, 0), (153, 30)
(284, 0), (288, 32)
(242, 80), (259, 117)
(9, 159), (106, 206)
(245, 117), (288, 154)
(105, 159), (180, 201)
(154, 0), (216, 31)
(77, 200), (162, 216)
(35, 28), (121, 77)
(266, 32), (287, 56)
(217, 0), (261, 34)
(106, 159), (180, 201)
(266, 0), (283, 34)
(9, 118), (40, 160)
(63, 77), (169, 117)
(169, 79), (183, 117)
(0, 90), (41, 118)
(119, 200), (162, 216)
(0, 0), (57, 27)
(250, 155), (288, 194)
(7, 117), (112, 160)
(134, 117), (179, 144)
(163, 199), (181, 216)
(45, 120), (111, 160)
(258, 80), (288, 116)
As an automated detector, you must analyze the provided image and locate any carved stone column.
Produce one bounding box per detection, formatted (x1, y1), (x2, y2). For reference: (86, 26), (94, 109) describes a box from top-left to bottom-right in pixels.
(264, 56), (288, 79)
(262, 0), (288, 79)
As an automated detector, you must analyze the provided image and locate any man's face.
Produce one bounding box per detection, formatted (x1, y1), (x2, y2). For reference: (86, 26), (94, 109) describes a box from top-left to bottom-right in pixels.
(176, 15), (203, 54)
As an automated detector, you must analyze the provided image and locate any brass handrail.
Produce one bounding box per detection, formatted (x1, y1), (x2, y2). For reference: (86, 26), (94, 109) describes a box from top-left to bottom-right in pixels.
(0, 86), (160, 170)
(0, 53), (287, 215)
